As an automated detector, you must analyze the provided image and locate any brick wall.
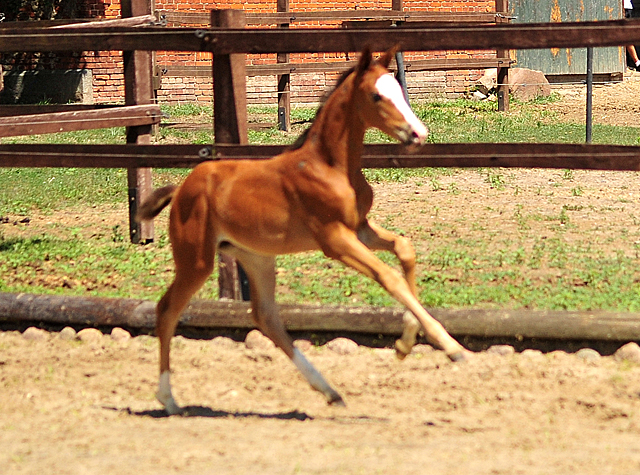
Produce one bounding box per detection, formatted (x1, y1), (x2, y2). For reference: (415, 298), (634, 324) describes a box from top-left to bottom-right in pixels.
(152, 0), (497, 105)
(4, 0), (498, 104)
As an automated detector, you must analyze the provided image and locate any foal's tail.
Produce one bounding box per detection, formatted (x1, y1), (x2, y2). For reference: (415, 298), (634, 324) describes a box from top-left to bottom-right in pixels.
(136, 185), (178, 222)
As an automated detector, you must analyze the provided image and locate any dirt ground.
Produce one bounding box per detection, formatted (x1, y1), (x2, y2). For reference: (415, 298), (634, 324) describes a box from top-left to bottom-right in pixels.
(5, 76), (640, 475)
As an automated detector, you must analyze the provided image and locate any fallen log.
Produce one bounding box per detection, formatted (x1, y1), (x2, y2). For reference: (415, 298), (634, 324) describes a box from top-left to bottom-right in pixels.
(1, 292), (640, 342)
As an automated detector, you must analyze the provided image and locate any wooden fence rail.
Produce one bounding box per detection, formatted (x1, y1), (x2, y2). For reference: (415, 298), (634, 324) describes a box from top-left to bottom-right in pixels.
(3, 142), (640, 171)
(1, 19), (640, 54)
(0, 105), (161, 138)
(161, 10), (505, 26)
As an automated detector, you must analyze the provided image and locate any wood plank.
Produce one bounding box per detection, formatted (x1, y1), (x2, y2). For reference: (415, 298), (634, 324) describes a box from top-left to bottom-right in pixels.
(404, 58), (511, 71)
(3, 143), (640, 171)
(160, 10), (499, 26)
(0, 105), (161, 138)
(163, 58), (510, 78)
(0, 19), (93, 29)
(51, 15), (156, 29)
(1, 19), (639, 54)
(0, 104), (121, 117)
(2, 292), (640, 342)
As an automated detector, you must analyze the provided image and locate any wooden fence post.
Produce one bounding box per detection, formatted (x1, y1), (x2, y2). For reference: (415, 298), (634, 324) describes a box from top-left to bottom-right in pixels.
(495, 0), (510, 112)
(212, 9), (251, 301)
(391, 0), (409, 102)
(277, 0), (291, 132)
(122, 0), (155, 244)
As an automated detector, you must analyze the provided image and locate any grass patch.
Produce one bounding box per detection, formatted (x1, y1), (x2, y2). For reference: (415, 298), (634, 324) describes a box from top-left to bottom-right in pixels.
(2, 98), (640, 311)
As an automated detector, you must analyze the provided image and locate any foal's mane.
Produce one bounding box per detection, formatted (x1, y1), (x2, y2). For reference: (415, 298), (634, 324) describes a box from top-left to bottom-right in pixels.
(288, 65), (359, 151)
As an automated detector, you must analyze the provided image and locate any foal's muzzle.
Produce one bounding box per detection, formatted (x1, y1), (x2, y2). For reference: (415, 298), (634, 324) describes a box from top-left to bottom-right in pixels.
(398, 123), (429, 147)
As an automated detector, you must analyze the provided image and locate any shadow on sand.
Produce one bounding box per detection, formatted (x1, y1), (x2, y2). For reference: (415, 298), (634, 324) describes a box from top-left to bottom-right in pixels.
(104, 405), (313, 421)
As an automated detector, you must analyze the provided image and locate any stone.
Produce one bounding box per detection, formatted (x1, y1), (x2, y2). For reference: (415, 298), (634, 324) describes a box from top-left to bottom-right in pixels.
(476, 68), (497, 95)
(487, 345), (515, 356)
(294, 339), (313, 352)
(59, 326), (77, 340)
(110, 327), (131, 342)
(476, 67), (551, 102)
(22, 327), (48, 341)
(211, 336), (238, 349)
(77, 328), (104, 343)
(471, 90), (488, 101)
(244, 329), (275, 350)
(521, 349), (544, 359)
(575, 348), (601, 362)
(325, 337), (358, 355)
(614, 342), (640, 364)
(412, 344), (435, 354)
(508, 68), (551, 102)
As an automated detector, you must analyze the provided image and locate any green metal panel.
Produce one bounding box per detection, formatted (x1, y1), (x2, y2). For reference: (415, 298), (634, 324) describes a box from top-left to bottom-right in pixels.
(511, 0), (624, 75)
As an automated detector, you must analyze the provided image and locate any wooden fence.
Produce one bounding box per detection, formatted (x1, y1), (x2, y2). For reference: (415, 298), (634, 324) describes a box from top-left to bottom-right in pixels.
(0, 0), (159, 244)
(3, 13), (640, 334)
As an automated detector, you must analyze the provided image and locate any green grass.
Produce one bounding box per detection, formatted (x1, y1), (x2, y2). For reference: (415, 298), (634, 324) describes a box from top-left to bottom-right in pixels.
(418, 98), (640, 145)
(2, 97), (640, 311)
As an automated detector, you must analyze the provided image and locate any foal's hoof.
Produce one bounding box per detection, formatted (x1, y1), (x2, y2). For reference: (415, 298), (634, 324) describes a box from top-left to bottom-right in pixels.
(327, 392), (346, 407)
(447, 349), (472, 363)
(156, 393), (184, 416)
(164, 402), (185, 416)
(394, 339), (412, 360)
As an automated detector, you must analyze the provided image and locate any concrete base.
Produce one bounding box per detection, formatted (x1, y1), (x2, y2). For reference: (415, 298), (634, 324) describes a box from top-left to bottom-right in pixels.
(0, 69), (93, 104)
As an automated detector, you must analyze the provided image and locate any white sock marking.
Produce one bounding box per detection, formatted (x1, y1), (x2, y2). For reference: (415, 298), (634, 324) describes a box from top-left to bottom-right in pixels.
(292, 348), (334, 397)
(157, 370), (181, 415)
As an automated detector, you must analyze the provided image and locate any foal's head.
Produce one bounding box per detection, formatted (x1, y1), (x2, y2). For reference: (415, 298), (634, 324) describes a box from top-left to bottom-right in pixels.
(350, 47), (429, 146)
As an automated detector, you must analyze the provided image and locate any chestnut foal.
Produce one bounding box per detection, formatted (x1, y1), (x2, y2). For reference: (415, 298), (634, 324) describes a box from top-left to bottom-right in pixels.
(138, 47), (467, 415)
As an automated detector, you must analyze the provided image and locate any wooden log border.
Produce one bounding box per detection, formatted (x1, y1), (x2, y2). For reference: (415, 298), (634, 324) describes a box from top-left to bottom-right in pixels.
(1, 292), (639, 342)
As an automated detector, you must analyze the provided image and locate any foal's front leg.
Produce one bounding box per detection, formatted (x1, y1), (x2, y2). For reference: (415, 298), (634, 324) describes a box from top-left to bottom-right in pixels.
(357, 220), (423, 359)
(319, 221), (468, 361)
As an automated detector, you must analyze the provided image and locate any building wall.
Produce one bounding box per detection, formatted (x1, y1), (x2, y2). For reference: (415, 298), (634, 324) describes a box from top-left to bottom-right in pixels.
(6, 0), (498, 104)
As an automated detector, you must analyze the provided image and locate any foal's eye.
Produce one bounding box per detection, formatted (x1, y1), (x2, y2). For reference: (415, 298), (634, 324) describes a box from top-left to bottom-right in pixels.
(372, 93), (383, 103)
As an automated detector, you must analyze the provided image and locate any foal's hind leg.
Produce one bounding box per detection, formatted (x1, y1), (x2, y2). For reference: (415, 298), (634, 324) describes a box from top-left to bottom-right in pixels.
(155, 263), (214, 415)
(223, 245), (344, 405)
(319, 222), (468, 361)
(357, 220), (422, 359)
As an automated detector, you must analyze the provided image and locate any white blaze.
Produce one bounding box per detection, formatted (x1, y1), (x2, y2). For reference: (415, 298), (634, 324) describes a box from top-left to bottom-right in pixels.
(375, 73), (428, 141)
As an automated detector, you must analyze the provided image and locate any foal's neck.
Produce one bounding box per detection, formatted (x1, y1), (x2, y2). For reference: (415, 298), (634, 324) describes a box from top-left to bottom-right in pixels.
(307, 76), (367, 181)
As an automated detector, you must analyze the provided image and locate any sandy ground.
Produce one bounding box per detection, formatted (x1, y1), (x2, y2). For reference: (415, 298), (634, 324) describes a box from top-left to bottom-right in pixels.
(4, 76), (640, 475)
(3, 328), (640, 475)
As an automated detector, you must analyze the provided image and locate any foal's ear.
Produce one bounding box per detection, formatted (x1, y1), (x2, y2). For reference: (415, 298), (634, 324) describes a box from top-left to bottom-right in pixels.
(378, 45), (400, 69)
(356, 47), (373, 75)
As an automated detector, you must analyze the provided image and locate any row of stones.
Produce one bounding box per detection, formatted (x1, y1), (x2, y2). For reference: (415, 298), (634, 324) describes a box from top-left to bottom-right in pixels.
(18, 326), (640, 363)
